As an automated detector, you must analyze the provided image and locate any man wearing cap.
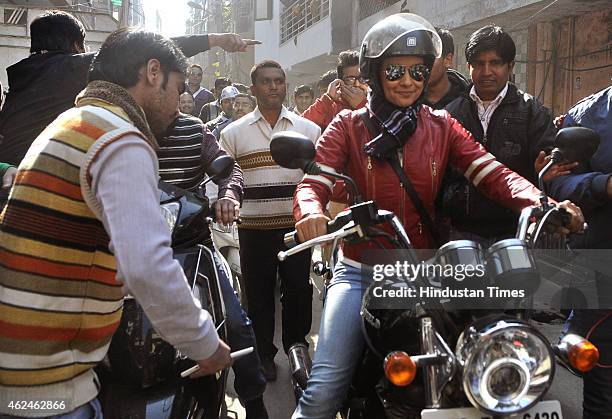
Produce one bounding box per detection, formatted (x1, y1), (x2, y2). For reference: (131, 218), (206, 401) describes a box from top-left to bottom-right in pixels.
(200, 77), (232, 123)
(206, 85), (239, 140)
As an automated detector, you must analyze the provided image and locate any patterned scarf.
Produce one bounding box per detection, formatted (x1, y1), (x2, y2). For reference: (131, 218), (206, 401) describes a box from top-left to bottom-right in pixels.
(75, 80), (158, 148)
(363, 90), (420, 160)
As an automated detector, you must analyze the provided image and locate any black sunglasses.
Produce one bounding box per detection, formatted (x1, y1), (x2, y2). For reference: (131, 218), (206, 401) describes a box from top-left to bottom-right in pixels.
(383, 64), (430, 82)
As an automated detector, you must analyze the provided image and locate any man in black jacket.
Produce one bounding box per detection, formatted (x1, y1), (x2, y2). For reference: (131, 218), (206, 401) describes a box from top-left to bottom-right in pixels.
(0, 10), (247, 167)
(424, 28), (469, 110)
(442, 25), (565, 241)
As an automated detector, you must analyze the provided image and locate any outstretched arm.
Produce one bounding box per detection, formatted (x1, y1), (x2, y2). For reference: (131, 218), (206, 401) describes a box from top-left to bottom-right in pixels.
(172, 33), (249, 58)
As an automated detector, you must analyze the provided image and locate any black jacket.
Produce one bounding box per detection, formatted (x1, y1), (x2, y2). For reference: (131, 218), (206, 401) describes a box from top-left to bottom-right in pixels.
(424, 68), (469, 110)
(441, 83), (557, 238)
(0, 35), (211, 166)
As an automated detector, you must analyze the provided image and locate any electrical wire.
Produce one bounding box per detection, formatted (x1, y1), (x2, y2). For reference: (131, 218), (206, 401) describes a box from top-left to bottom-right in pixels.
(537, 48), (554, 101)
(536, 25), (565, 102)
(509, 0), (562, 30)
(515, 46), (611, 64)
(560, 63), (612, 72)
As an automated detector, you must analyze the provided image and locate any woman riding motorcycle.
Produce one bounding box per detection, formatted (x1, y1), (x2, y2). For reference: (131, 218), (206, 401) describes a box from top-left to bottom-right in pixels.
(291, 13), (585, 419)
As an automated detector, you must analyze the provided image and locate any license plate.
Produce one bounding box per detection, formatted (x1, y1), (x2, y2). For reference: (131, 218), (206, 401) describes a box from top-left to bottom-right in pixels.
(421, 400), (562, 419)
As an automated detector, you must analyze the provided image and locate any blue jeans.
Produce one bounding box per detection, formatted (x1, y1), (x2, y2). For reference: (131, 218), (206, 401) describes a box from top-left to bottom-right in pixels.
(0, 399), (102, 419)
(213, 252), (267, 401)
(293, 262), (371, 419)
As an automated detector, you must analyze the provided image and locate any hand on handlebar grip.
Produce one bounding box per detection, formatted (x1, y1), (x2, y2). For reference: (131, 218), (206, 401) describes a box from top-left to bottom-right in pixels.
(295, 214), (331, 244)
(189, 340), (232, 378)
(556, 200), (585, 235)
(216, 197), (240, 227)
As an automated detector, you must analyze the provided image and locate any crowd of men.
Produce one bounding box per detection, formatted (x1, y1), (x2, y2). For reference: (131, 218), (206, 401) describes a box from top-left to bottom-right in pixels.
(0, 8), (609, 419)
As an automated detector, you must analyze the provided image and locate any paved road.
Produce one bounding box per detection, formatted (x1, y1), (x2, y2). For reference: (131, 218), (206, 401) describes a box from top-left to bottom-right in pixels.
(224, 273), (325, 419)
(223, 275), (583, 418)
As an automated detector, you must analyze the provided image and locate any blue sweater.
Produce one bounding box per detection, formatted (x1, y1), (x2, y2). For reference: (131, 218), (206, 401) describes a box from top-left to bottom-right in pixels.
(549, 86), (611, 248)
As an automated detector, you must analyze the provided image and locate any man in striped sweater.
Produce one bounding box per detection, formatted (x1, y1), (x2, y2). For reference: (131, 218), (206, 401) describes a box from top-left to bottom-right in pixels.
(0, 28), (230, 418)
(220, 60), (321, 381)
(158, 113), (268, 417)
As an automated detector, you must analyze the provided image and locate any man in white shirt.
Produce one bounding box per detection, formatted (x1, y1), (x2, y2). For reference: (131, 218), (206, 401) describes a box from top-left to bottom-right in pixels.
(220, 60), (321, 381)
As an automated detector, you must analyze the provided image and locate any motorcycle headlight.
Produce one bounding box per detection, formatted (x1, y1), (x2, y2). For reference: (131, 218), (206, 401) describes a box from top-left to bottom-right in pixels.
(457, 320), (555, 415)
(160, 202), (180, 232)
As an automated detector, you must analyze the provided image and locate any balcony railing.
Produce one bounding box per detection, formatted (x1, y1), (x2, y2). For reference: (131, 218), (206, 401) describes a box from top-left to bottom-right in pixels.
(70, 0), (113, 13)
(280, 0), (329, 45)
(0, 1), (115, 30)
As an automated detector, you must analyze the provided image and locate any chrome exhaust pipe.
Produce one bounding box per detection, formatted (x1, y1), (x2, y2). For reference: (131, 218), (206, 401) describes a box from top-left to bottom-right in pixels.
(288, 343), (312, 402)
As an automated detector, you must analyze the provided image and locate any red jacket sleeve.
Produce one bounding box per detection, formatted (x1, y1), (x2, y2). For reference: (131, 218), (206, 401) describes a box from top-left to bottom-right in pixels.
(294, 114), (351, 221)
(447, 116), (541, 212)
(302, 94), (343, 131)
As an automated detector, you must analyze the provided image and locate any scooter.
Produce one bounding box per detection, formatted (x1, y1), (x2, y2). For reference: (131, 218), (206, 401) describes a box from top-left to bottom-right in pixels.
(272, 127), (602, 418)
(96, 156), (237, 419)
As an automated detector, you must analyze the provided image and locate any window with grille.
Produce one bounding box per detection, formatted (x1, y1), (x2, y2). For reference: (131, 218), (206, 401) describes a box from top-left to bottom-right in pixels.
(3, 8), (27, 26)
(280, 0), (330, 45)
(359, 0), (401, 20)
(235, 0), (254, 33)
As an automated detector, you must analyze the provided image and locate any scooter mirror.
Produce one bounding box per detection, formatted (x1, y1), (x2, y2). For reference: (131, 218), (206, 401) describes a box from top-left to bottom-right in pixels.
(206, 155), (235, 184)
(555, 126), (600, 163)
(270, 131), (316, 171)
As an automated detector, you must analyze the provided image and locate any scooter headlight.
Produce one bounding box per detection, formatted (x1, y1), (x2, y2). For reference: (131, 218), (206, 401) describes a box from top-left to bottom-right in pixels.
(457, 320), (554, 415)
(160, 202), (180, 233)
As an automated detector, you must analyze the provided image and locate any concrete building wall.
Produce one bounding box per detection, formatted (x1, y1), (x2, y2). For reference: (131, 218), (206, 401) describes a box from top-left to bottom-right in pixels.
(357, 0), (610, 103)
(255, 0), (335, 103)
(357, 0), (543, 43)
(529, 9), (612, 116)
(251, 0), (610, 109)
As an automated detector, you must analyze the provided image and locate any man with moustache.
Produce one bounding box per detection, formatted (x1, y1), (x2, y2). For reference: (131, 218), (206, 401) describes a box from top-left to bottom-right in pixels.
(220, 60), (320, 381)
(0, 28), (230, 418)
(442, 25), (574, 243)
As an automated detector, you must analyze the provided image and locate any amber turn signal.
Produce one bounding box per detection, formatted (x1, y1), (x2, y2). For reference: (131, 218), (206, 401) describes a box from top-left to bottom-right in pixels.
(568, 339), (599, 372)
(384, 351), (417, 386)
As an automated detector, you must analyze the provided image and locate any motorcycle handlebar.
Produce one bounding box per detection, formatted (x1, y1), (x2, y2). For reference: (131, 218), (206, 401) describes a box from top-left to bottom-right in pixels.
(284, 230), (300, 249)
(516, 204), (583, 243)
(209, 201), (242, 225)
(278, 223), (360, 262)
(284, 209), (355, 250)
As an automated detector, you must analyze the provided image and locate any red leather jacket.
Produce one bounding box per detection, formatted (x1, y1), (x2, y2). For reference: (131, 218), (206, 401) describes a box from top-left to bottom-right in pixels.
(294, 106), (542, 261)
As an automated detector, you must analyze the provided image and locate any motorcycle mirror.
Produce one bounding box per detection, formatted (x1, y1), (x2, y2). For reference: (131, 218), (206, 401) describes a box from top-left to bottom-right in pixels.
(197, 155), (235, 199)
(205, 155), (235, 184)
(555, 126), (600, 163)
(270, 131), (316, 171)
